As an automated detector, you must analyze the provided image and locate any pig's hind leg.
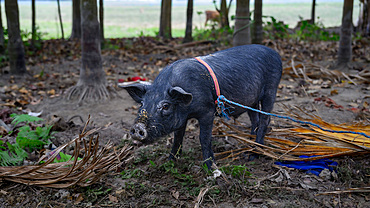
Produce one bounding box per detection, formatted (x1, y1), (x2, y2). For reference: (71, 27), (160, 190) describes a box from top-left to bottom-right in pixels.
(255, 93), (275, 145)
(247, 104), (260, 135)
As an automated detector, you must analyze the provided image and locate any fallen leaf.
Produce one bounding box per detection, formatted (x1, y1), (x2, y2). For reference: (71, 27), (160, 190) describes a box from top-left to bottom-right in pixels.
(30, 97), (43, 105)
(47, 89), (56, 95)
(171, 190), (179, 200)
(74, 193), (84, 204)
(10, 85), (19, 91)
(349, 102), (359, 108)
(250, 198), (264, 203)
(330, 89), (338, 95)
(108, 194), (118, 203)
(364, 101), (369, 108)
(300, 183), (317, 190)
(116, 189), (125, 195)
(0, 190), (8, 195)
(0, 126), (8, 135)
(26, 110), (43, 117)
(18, 99), (29, 105)
(38, 91), (46, 95)
(18, 88), (29, 94)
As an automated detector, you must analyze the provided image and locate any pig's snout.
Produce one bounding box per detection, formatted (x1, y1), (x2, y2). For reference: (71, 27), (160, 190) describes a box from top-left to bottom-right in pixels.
(130, 123), (147, 141)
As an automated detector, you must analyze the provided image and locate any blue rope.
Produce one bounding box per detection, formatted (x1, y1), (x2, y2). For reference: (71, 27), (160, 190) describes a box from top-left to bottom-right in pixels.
(217, 95), (370, 139)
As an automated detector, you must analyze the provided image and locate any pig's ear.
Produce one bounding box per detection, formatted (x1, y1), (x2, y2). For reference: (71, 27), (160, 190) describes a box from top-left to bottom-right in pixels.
(169, 87), (193, 106)
(120, 83), (151, 103)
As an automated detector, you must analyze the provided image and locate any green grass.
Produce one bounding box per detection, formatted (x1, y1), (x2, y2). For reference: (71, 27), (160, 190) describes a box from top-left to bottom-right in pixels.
(0, 1), (360, 39)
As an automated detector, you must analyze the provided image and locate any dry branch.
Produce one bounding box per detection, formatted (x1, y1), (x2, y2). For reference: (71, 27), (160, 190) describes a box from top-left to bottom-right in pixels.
(0, 116), (132, 188)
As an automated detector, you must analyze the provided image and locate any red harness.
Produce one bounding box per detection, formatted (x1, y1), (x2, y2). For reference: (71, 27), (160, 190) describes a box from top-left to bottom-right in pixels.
(194, 57), (220, 103)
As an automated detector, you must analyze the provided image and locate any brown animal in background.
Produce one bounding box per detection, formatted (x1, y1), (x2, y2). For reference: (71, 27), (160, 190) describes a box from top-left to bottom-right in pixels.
(205, 10), (220, 27)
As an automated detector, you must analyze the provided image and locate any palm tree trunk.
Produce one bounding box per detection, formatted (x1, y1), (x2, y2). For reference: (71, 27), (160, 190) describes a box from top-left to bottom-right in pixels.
(233, 0), (251, 46)
(311, 0), (316, 24)
(0, 2), (5, 54)
(70, 0), (81, 39)
(366, 0), (370, 36)
(337, 0), (353, 69)
(5, 0), (27, 75)
(31, 0), (36, 48)
(220, 0), (230, 28)
(57, 0), (64, 39)
(99, 0), (104, 44)
(159, 0), (172, 39)
(252, 0), (263, 44)
(67, 0), (112, 102)
(183, 0), (193, 43)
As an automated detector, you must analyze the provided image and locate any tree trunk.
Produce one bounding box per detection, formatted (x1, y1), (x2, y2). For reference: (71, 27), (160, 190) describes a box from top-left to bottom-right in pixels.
(183, 0), (193, 43)
(337, 0), (353, 69)
(233, 0), (251, 46)
(252, 0), (263, 44)
(356, 0), (369, 36)
(31, 0), (36, 48)
(159, 0), (172, 39)
(68, 0), (110, 102)
(70, 0), (81, 39)
(366, 0), (370, 36)
(5, 0), (27, 75)
(0, 2), (5, 54)
(219, 0), (230, 28)
(99, 0), (104, 44)
(57, 0), (64, 39)
(310, 0), (316, 24)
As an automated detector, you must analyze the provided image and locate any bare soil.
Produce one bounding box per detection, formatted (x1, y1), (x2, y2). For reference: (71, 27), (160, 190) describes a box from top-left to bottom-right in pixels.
(0, 38), (369, 208)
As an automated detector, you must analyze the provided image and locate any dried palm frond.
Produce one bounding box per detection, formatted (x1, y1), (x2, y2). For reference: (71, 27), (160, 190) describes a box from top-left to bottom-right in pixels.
(215, 107), (370, 162)
(0, 116), (133, 188)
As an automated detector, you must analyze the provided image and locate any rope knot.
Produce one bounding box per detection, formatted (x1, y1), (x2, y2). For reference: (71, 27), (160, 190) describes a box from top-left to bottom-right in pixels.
(216, 95), (230, 120)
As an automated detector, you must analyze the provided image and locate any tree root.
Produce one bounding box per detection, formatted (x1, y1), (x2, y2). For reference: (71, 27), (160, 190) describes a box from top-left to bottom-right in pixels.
(67, 84), (119, 104)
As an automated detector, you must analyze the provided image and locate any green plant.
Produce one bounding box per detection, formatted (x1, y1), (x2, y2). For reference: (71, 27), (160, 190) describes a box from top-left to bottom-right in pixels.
(83, 186), (112, 203)
(193, 27), (233, 45)
(220, 164), (251, 178)
(0, 142), (28, 166)
(11, 114), (43, 126)
(14, 121), (53, 151)
(120, 168), (144, 179)
(0, 114), (54, 166)
(53, 152), (81, 163)
(292, 17), (339, 41)
(159, 161), (196, 185)
(149, 160), (156, 168)
(264, 16), (289, 39)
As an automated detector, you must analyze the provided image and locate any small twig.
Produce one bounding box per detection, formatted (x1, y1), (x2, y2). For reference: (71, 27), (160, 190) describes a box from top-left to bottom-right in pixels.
(194, 187), (210, 208)
(317, 187), (370, 195)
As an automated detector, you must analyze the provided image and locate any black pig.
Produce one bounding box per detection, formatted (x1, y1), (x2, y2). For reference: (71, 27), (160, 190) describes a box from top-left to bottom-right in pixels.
(121, 44), (282, 169)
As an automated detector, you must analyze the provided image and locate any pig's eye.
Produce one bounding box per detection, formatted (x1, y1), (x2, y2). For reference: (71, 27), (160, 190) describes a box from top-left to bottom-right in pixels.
(162, 103), (170, 110)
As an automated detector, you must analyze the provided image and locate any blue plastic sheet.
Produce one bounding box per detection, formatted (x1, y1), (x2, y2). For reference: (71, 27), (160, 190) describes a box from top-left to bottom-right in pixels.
(275, 156), (338, 176)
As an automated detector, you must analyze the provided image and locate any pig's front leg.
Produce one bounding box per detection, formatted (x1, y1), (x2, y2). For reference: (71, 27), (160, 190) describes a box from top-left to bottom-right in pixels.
(198, 114), (215, 169)
(169, 121), (187, 160)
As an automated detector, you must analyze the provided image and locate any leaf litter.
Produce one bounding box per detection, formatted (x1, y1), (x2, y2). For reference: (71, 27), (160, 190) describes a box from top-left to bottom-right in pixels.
(0, 36), (369, 207)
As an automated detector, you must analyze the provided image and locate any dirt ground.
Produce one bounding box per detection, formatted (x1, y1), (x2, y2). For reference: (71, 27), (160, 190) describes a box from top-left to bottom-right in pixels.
(0, 37), (369, 207)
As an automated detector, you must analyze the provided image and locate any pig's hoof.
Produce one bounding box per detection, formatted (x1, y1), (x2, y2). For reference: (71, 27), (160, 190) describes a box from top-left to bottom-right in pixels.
(169, 154), (180, 161)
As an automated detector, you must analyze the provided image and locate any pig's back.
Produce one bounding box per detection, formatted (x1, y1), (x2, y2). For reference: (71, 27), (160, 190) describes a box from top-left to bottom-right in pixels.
(199, 44), (282, 107)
